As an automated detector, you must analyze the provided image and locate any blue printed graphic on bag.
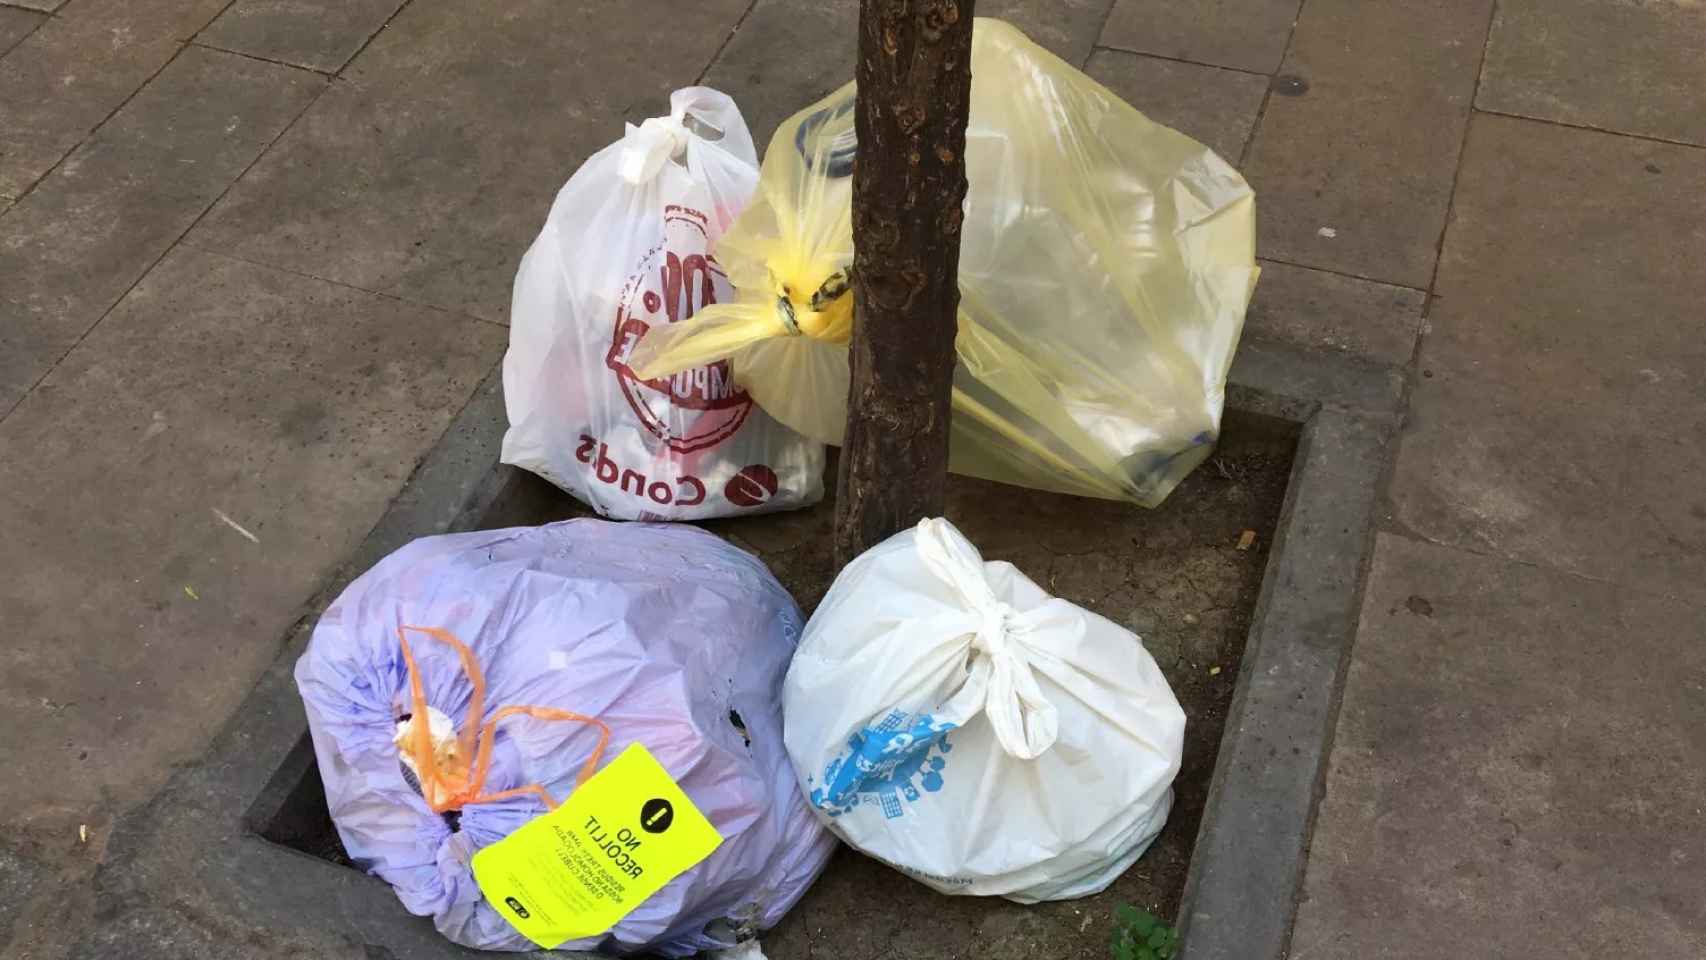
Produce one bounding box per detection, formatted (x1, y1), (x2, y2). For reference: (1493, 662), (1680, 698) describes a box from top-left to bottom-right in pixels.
(809, 709), (954, 819)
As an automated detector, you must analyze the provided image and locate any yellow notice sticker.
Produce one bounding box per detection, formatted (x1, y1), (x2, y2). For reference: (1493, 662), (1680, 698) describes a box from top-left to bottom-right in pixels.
(470, 743), (723, 948)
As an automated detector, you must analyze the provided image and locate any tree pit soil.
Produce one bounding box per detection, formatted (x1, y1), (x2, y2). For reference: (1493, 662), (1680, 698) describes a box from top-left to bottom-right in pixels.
(279, 414), (1295, 959)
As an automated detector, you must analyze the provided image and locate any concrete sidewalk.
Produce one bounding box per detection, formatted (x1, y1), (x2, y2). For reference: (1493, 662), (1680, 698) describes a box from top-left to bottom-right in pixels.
(2, 0), (1703, 957)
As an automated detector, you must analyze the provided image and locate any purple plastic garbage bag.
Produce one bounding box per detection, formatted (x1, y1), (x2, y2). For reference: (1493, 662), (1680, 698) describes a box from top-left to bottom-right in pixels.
(295, 519), (834, 955)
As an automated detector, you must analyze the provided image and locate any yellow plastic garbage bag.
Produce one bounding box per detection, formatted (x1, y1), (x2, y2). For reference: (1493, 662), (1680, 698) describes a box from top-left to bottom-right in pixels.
(631, 18), (1257, 506)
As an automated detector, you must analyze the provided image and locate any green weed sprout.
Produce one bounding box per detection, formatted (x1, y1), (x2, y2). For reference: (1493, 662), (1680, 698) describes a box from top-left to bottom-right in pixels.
(1111, 905), (1179, 960)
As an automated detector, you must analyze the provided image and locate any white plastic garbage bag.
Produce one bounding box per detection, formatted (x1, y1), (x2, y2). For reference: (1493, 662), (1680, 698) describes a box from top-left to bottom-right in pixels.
(297, 519), (835, 955)
(501, 87), (825, 520)
(783, 518), (1185, 902)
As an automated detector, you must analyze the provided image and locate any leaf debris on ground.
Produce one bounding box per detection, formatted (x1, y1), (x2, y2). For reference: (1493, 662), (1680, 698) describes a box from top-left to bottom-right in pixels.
(211, 507), (260, 544)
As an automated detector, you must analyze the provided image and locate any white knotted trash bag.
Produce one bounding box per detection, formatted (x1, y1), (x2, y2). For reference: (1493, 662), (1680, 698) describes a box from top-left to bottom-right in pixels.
(783, 518), (1185, 902)
(501, 87), (824, 520)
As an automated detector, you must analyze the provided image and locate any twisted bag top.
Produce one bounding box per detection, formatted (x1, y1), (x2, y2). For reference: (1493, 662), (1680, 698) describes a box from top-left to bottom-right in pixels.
(783, 518), (1186, 901)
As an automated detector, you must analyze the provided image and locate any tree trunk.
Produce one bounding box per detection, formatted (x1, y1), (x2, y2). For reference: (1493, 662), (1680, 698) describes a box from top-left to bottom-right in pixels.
(834, 0), (975, 568)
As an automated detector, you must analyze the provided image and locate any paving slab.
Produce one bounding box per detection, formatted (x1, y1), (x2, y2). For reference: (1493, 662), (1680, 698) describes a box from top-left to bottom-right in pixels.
(1395, 113), (1706, 602)
(197, 0), (409, 73)
(0, 846), (44, 949)
(0, 45), (325, 416)
(1244, 259), (1424, 367)
(1083, 48), (1267, 164)
(0, 0), (230, 196)
(0, 0), (61, 13)
(1242, 0), (1492, 288)
(187, 0), (751, 325)
(699, 0), (858, 154)
(66, 903), (385, 960)
(69, 907), (269, 960)
(0, 246), (504, 835)
(1099, 0), (1299, 74)
(978, 0), (1110, 66)
(708, 1), (1117, 161)
(0, 4), (44, 57)
(1291, 533), (1706, 959)
(1479, 0), (1706, 147)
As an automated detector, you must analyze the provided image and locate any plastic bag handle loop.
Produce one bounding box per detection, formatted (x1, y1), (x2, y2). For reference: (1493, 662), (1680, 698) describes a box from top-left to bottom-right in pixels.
(397, 625), (609, 813)
(913, 520), (1060, 760)
(618, 116), (691, 184)
(914, 518), (1000, 608)
(616, 87), (749, 186)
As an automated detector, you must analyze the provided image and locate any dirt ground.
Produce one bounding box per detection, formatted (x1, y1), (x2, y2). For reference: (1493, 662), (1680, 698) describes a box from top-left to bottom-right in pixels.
(275, 415), (1294, 959)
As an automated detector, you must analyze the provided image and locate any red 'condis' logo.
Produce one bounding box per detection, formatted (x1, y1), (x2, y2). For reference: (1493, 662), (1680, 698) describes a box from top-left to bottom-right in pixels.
(724, 464), (779, 507)
(605, 205), (752, 453)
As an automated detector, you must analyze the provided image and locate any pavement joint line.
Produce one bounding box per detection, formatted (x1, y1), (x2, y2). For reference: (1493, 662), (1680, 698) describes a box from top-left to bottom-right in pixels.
(335, 0), (417, 77)
(188, 39), (335, 77)
(1368, 519), (1706, 609)
(1089, 43), (1273, 78)
(186, 0), (245, 45)
(0, 55), (330, 428)
(1386, 262), (1698, 606)
(0, 0), (242, 191)
(1082, 0), (1122, 69)
(177, 241), (508, 332)
(1397, 304), (1423, 455)
(693, 0), (758, 86)
(1273, 0), (1432, 900)
(1420, 0), (1498, 311)
(0, 5), (48, 57)
(1255, 255), (1429, 293)
(1472, 105), (1706, 153)
(1373, 335), (1706, 613)
(0, 39), (198, 421)
(2, 39), (191, 207)
(1238, 0), (1306, 169)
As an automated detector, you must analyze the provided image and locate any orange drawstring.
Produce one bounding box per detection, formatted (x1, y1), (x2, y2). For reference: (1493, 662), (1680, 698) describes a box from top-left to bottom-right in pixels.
(396, 624), (609, 814)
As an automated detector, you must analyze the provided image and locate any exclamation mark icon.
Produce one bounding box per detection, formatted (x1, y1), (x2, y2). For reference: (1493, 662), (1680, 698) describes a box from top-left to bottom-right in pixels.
(640, 798), (674, 834)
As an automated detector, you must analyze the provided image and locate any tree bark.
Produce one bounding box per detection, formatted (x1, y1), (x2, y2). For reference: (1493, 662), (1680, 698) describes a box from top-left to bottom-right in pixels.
(834, 0), (975, 567)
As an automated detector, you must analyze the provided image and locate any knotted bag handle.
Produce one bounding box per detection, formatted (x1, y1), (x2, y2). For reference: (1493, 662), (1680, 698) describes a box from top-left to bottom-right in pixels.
(397, 625), (610, 813)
